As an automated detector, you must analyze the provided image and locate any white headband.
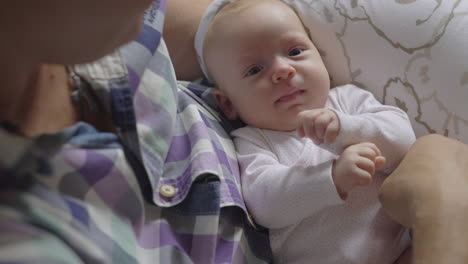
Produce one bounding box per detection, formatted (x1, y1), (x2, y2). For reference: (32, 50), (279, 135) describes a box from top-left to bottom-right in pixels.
(194, 0), (309, 83)
(194, 0), (236, 83)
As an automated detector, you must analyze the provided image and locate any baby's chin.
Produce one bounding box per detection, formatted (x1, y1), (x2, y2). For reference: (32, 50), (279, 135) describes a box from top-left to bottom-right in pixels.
(247, 120), (298, 132)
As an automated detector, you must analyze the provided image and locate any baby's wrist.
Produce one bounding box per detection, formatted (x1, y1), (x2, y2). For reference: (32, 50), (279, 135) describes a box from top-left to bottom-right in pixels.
(332, 160), (348, 200)
(335, 184), (348, 200)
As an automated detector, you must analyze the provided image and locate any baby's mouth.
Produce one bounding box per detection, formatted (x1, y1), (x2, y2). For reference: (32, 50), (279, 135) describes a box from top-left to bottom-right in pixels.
(276, 89), (304, 103)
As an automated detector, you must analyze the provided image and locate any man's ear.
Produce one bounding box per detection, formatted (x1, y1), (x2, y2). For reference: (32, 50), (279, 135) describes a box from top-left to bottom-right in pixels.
(213, 89), (239, 120)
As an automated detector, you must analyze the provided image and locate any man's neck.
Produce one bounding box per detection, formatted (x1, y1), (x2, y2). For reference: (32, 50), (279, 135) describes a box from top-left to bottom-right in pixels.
(0, 54), (40, 128)
(0, 52), (80, 136)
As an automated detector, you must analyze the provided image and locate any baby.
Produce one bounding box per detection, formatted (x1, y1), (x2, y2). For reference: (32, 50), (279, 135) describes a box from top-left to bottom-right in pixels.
(195, 0), (416, 263)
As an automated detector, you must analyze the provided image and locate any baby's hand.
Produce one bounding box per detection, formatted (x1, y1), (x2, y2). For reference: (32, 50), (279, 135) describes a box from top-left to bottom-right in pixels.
(296, 109), (340, 144)
(332, 142), (386, 200)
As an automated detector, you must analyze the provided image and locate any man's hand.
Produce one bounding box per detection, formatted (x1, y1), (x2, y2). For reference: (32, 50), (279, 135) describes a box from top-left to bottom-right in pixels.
(332, 142), (386, 199)
(296, 109), (340, 144)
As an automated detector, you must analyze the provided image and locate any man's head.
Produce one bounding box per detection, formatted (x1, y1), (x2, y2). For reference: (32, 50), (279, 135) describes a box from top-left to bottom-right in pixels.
(0, 0), (154, 64)
(202, 0), (330, 131)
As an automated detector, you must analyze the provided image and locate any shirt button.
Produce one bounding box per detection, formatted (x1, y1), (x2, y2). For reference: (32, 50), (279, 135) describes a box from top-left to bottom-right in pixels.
(160, 184), (177, 198)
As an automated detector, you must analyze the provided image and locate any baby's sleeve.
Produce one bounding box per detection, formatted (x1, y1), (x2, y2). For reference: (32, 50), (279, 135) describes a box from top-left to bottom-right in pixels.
(232, 127), (344, 229)
(329, 84), (416, 173)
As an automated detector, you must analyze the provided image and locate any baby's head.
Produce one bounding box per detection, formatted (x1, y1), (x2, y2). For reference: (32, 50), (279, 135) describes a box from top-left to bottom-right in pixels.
(198, 0), (330, 131)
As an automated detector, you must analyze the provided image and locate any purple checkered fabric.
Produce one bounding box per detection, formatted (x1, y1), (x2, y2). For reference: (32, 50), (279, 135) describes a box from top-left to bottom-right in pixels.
(0, 1), (272, 263)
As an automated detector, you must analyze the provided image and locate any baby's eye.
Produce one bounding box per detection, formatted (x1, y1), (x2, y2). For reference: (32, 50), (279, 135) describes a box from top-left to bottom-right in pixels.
(246, 66), (264, 76)
(289, 48), (303, 56)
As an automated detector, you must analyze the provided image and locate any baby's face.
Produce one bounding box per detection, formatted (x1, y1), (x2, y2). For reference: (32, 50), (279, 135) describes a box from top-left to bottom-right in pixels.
(204, 0), (330, 131)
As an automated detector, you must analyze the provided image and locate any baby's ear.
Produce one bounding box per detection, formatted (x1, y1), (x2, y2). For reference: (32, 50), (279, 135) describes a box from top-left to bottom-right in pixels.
(213, 89), (239, 120)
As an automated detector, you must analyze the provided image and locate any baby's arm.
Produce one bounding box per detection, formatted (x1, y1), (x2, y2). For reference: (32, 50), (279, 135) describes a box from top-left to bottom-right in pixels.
(233, 128), (344, 229)
(333, 85), (415, 171)
(295, 110), (386, 198)
(299, 85), (415, 172)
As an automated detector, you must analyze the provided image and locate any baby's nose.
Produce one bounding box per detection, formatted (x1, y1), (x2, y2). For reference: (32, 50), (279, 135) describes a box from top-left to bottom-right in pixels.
(272, 63), (296, 83)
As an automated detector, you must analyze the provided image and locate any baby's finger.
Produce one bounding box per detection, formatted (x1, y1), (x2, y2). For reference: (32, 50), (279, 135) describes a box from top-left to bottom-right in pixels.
(297, 109), (323, 124)
(357, 142), (382, 157)
(352, 166), (373, 186)
(302, 118), (319, 142)
(297, 126), (306, 138)
(356, 156), (376, 176)
(324, 119), (339, 143)
(368, 143), (382, 157)
(297, 110), (323, 142)
(354, 146), (379, 161)
(314, 112), (332, 140)
(374, 156), (386, 169)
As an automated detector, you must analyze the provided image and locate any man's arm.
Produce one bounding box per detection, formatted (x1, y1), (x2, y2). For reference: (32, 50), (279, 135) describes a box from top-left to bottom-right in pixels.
(379, 134), (468, 264)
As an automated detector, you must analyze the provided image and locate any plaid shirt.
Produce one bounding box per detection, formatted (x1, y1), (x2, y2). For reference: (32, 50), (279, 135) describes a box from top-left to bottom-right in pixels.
(0, 1), (272, 263)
